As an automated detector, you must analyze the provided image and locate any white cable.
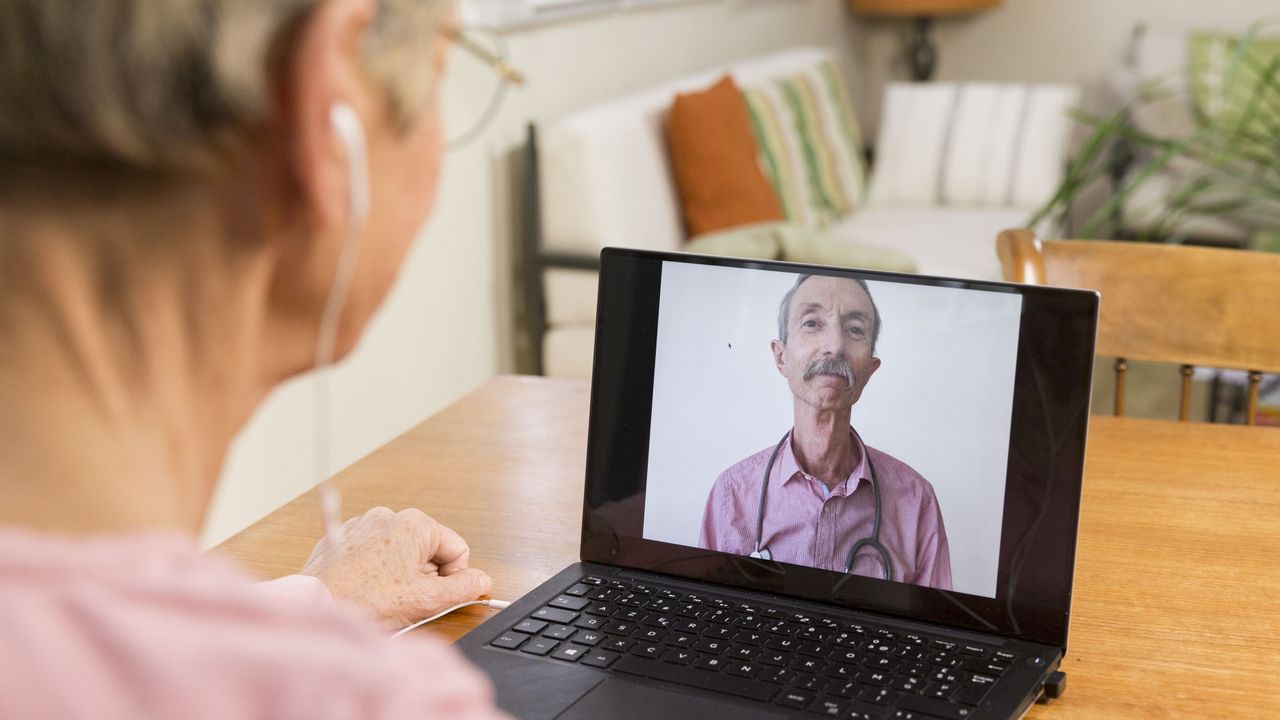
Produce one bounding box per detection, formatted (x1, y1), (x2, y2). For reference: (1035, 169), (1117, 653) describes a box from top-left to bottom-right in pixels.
(389, 599), (512, 640)
(313, 105), (371, 549)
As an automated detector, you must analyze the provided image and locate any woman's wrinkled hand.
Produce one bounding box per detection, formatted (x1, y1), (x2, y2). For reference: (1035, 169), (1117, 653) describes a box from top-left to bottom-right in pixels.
(300, 506), (493, 629)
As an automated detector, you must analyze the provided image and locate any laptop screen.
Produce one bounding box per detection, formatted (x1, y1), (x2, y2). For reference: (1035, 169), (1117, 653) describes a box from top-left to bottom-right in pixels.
(581, 249), (1096, 650)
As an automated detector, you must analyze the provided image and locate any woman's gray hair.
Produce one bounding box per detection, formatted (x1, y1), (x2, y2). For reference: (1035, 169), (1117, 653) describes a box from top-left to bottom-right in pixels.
(0, 0), (451, 179)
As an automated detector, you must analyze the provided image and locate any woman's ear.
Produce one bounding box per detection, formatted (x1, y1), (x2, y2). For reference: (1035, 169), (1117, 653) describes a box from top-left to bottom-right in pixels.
(275, 0), (376, 240)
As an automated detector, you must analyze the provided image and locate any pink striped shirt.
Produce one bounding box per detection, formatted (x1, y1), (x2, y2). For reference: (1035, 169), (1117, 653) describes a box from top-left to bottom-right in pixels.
(699, 430), (952, 590)
(0, 528), (507, 720)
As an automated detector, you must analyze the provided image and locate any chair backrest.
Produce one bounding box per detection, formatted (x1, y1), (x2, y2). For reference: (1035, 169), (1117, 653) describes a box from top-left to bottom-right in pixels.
(997, 228), (1280, 423)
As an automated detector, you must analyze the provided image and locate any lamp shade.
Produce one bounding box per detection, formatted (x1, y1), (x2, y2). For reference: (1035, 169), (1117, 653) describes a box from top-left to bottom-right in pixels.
(852, 0), (1000, 16)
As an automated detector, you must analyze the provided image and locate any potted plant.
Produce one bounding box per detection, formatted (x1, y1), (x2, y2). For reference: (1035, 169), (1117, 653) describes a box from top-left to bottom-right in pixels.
(1030, 22), (1280, 249)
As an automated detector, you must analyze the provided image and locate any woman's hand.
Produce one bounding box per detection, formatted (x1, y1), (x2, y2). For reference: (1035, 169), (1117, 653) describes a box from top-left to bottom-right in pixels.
(300, 507), (493, 629)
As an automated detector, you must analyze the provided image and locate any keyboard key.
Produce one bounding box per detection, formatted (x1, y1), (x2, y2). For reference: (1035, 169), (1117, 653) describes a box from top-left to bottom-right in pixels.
(926, 682), (958, 700)
(857, 686), (896, 706)
(727, 645), (758, 661)
(564, 583), (593, 597)
(993, 650), (1017, 663)
(519, 637), (558, 656)
(798, 626), (828, 642)
(773, 689), (814, 709)
(542, 624), (575, 640)
(636, 628), (666, 643)
(845, 700), (892, 720)
(792, 657), (824, 673)
(585, 602), (615, 616)
(760, 650), (789, 667)
(630, 641), (662, 659)
(808, 696), (846, 717)
(830, 648), (860, 664)
(694, 656), (727, 672)
(963, 660), (1009, 676)
(897, 693), (975, 719)
(532, 607), (577, 624)
(581, 576), (604, 586)
(602, 622), (635, 635)
(929, 669), (960, 684)
(892, 675), (925, 694)
(665, 633), (696, 648)
(613, 654), (777, 702)
(581, 649), (619, 668)
(857, 669), (892, 686)
(616, 608), (646, 622)
(823, 663), (857, 681)
(694, 639), (727, 654)
(662, 648), (696, 665)
(601, 637), (634, 653)
(704, 626), (734, 640)
(789, 673), (827, 692)
(551, 644), (587, 662)
(827, 680), (859, 698)
(760, 667), (793, 684)
(766, 637), (801, 652)
(957, 683), (993, 707)
(511, 619), (546, 634)
(960, 644), (988, 657)
(726, 662), (759, 678)
(573, 615), (605, 631)
(490, 632), (526, 650)
(570, 630), (604, 646)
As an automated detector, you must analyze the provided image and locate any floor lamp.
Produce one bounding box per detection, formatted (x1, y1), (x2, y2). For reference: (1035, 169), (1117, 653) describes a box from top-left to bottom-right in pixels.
(852, 0), (1002, 82)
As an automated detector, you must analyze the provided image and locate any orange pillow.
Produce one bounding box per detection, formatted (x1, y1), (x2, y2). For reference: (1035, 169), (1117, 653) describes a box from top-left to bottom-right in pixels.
(665, 76), (784, 237)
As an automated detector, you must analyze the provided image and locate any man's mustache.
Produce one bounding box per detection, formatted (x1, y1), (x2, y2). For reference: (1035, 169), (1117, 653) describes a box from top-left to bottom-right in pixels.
(803, 356), (856, 386)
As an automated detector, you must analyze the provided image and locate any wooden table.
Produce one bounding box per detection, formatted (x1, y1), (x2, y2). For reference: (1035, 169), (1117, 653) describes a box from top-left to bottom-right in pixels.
(218, 375), (1280, 718)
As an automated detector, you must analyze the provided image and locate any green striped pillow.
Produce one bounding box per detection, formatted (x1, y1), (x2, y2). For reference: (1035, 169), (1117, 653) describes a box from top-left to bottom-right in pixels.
(742, 60), (867, 229)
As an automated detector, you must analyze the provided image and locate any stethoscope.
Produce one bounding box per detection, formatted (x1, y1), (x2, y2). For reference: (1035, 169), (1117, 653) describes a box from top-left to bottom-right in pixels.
(749, 430), (895, 581)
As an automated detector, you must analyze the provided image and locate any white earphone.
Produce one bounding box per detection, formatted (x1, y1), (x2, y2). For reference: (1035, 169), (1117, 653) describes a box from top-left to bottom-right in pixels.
(314, 103), (371, 547)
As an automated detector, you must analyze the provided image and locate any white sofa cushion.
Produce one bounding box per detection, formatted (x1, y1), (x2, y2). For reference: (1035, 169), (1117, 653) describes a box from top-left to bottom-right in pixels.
(872, 82), (1080, 211)
(867, 83), (958, 206)
(828, 206), (1030, 281)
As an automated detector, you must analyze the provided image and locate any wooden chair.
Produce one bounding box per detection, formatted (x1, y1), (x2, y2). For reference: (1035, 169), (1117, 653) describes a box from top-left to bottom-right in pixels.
(996, 228), (1280, 424)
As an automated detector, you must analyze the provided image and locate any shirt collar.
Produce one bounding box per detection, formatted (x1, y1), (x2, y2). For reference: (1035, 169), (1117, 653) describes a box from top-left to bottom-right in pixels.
(777, 428), (873, 498)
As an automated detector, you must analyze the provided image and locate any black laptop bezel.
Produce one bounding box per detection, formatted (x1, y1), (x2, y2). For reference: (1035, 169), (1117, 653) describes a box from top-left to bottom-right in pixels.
(578, 248), (1096, 651)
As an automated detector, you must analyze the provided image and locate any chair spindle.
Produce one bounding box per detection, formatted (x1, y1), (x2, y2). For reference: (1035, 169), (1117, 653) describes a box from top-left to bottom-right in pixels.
(1178, 365), (1194, 422)
(1113, 358), (1128, 417)
(1246, 371), (1263, 426)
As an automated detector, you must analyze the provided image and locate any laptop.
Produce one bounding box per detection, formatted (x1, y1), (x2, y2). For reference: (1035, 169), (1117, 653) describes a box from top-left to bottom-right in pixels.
(459, 248), (1097, 720)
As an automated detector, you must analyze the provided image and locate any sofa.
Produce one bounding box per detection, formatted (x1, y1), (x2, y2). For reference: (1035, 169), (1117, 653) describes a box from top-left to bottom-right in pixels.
(522, 47), (1080, 378)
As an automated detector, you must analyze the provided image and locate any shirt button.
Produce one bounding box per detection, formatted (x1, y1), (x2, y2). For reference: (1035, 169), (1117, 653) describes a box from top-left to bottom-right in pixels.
(823, 506), (830, 514)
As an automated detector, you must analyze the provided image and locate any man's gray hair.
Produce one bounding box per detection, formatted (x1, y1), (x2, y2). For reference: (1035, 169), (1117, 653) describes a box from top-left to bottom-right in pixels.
(777, 274), (882, 354)
(0, 0), (451, 180)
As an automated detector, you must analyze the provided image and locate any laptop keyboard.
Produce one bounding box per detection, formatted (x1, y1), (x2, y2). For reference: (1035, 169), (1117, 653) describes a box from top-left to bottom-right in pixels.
(486, 575), (1017, 719)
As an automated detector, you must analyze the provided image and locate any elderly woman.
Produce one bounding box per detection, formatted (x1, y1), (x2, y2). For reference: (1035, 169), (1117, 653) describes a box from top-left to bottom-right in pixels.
(0, 0), (505, 717)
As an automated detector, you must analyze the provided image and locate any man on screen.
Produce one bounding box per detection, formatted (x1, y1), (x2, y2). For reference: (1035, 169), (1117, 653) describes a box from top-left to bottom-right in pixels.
(699, 274), (952, 590)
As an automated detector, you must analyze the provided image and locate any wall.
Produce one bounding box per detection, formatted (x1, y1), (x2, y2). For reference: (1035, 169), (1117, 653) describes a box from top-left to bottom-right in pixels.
(854, 0), (1278, 136)
(202, 0), (861, 548)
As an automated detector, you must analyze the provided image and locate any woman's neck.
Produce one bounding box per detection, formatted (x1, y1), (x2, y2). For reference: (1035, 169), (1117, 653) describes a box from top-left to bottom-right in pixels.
(0, 190), (278, 537)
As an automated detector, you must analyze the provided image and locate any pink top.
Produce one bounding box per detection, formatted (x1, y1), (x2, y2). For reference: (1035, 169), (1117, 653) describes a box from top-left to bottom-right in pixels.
(699, 430), (952, 590)
(0, 528), (507, 719)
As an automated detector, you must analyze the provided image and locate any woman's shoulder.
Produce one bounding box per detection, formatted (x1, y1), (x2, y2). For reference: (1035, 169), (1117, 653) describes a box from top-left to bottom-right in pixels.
(0, 528), (503, 719)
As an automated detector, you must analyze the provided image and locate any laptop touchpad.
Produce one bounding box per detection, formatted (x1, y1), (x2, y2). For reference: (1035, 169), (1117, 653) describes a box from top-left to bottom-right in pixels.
(559, 677), (788, 720)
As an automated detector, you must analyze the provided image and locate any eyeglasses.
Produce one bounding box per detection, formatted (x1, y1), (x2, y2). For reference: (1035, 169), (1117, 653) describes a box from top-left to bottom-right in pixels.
(440, 27), (525, 150)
